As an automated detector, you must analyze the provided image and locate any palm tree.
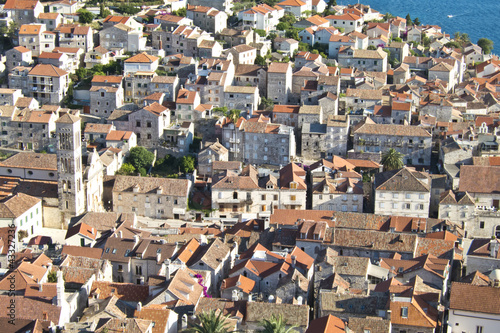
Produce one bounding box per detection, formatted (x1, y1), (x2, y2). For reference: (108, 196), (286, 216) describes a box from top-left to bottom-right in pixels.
(183, 310), (236, 333)
(260, 314), (297, 333)
(381, 148), (404, 171)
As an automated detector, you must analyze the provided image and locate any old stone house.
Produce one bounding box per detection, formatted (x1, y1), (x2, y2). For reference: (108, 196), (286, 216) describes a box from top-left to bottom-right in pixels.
(5, 46), (33, 73)
(112, 175), (191, 220)
(128, 103), (170, 148)
(186, 5), (227, 34)
(18, 24), (55, 57)
(89, 75), (124, 118)
(267, 62), (292, 104)
(54, 24), (93, 52)
(198, 140), (229, 176)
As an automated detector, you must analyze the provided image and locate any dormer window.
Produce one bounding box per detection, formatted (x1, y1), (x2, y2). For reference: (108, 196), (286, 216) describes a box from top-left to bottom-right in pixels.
(290, 182), (297, 189)
(401, 307), (408, 318)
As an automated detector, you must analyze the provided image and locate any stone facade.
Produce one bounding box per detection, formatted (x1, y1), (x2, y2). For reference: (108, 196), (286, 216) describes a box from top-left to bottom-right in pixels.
(112, 175), (191, 219)
(267, 62), (292, 104)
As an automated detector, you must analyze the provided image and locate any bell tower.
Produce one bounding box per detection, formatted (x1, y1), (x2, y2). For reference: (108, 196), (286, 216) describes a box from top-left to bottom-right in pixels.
(56, 114), (85, 222)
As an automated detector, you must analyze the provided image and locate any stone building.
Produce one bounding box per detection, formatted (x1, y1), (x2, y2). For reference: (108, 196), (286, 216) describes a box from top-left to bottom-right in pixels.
(148, 75), (180, 102)
(211, 164), (307, 218)
(325, 115), (349, 157)
(56, 114), (86, 222)
(353, 120), (432, 166)
(374, 167), (431, 218)
(223, 118), (296, 166)
(223, 86), (260, 115)
(5, 46), (33, 73)
(54, 24), (93, 52)
(28, 64), (70, 105)
(89, 75), (124, 118)
(128, 103), (170, 148)
(198, 140), (229, 176)
(301, 123), (328, 160)
(267, 62), (292, 104)
(186, 5), (228, 34)
(18, 23), (54, 57)
(4, 0), (44, 26)
(124, 71), (155, 103)
(233, 64), (267, 97)
(337, 47), (388, 72)
(112, 175), (191, 219)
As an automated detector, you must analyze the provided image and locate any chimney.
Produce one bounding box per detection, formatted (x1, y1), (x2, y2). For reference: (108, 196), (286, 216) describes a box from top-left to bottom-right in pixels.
(248, 293), (253, 302)
(490, 240), (499, 258)
(232, 289), (239, 301)
(291, 255), (296, 267)
(156, 252), (161, 263)
(39, 281), (43, 292)
(134, 235), (140, 246)
(137, 302), (142, 312)
(386, 309), (392, 320)
(118, 230), (123, 238)
(56, 270), (64, 307)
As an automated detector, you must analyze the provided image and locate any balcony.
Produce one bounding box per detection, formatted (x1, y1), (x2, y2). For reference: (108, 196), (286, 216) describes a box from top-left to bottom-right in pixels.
(418, 143), (425, 148)
(407, 143), (414, 148)
(217, 198), (245, 204)
(230, 147), (240, 153)
(229, 138), (240, 143)
(395, 141), (402, 147)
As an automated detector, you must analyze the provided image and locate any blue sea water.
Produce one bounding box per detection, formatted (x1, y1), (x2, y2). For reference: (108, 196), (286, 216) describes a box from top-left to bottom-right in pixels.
(338, 0), (500, 53)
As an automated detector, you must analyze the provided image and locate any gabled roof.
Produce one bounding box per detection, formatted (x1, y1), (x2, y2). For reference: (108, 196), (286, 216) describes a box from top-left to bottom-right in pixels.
(28, 64), (68, 77)
(221, 274), (255, 294)
(375, 167), (430, 192)
(4, 0), (39, 10)
(449, 282), (500, 314)
(124, 52), (159, 63)
(305, 314), (346, 333)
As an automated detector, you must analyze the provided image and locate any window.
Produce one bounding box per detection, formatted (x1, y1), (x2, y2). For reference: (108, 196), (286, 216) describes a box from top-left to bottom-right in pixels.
(419, 194), (425, 199)
(290, 195), (296, 201)
(136, 265), (142, 275)
(392, 203), (398, 209)
(401, 306), (408, 318)
(341, 205), (347, 212)
(261, 194), (266, 200)
(136, 121), (141, 127)
(480, 221), (485, 229)
(261, 205), (266, 211)
(393, 193), (398, 199)
(406, 193), (411, 199)
(379, 202), (385, 208)
(476, 326), (483, 333)
(404, 203), (410, 210)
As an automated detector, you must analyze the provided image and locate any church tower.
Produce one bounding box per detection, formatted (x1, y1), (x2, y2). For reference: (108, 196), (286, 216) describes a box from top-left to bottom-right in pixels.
(56, 114), (85, 221)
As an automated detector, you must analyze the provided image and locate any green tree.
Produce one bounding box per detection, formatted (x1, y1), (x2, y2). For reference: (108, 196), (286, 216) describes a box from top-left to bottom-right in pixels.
(413, 17), (421, 26)
(255, 29), (267, 37)
(276, 22), (288, 31)
(383, 12), (394, 21)
(179, 155), (196, 173)
(328, 0), (336, 7)
(285, 29), (299, 41)
(172, 7), (187, 17)
(381, 148), (404, 171)
(224, 109), (241, 123)
(255, 55), (266, 66)
(116, 163), (136, 175)
(392, 37), (402, 43)
(117, 4), (141, 15)
(367, 45), (377, 50)
(445, 41), (461, 49)
(405, 13), (412, 26)
(47, 270), (58, 283)
(182, 310), (235, 333)
(478, 38), (494, 54)
(260, 314), (297, 333)
(78, 9), (95, 24)
(260, 96), (274, 111)
(453, 32), (470, 47)
(127, 147), (154, 171)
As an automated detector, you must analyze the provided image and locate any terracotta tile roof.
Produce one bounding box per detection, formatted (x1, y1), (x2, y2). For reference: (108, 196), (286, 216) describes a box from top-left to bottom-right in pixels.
(221, 274), (255, 294)
(0, 193), (40, 219)
(61, 245), (103, 259)
(28, 64), (68, 77)
(450, 282), (500, 314)
(279, 163), (307, 190)
(65, 222), (97, 240)
(0, 295), (61, 323)
(142, 102), (168, 116)
(38, 12), (60, 19)
(91, 281), (150, 302)
(268, 62), (291, 73)
(196, 298), (247, 319)
(0, 261), (47, 291)
(134, 307), (171, 333)
(345, 158), (381, 169)
(106, 130), (133, 141)
(380, 254), (448, 278)
(95, 318), (152, 333)
(306, 314), (346, 333)
(467, 238), (500, 258)
(246, 302), (309, 327)
(390, 296), (438, 328)
(175, 238), (201, 264)
(277, 0), (306, 6)
(103, 15), (130, 24)
(333, 228), (418, 254)
(125, 52), (159, 63)
(71, 212), (134, 232)
(176, 88), (197, 104)
(84, 123), (113, 134)
(56, 113), (80, 124)
(458, 165), (500, 194)
(375, 168), (430, 192)
(190, 238), (230, 270)
(113, 175), (189, 197)
(13, 46), (31, 53)
(460, 271), (490, 286)
(4, 0), (39, 10)
(19, 24), (43, 35)
(92, 75), (123, 84)
(415, 237), (455, 260)
(166, 267), (204, 305)
(347, 317), (391, 333)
